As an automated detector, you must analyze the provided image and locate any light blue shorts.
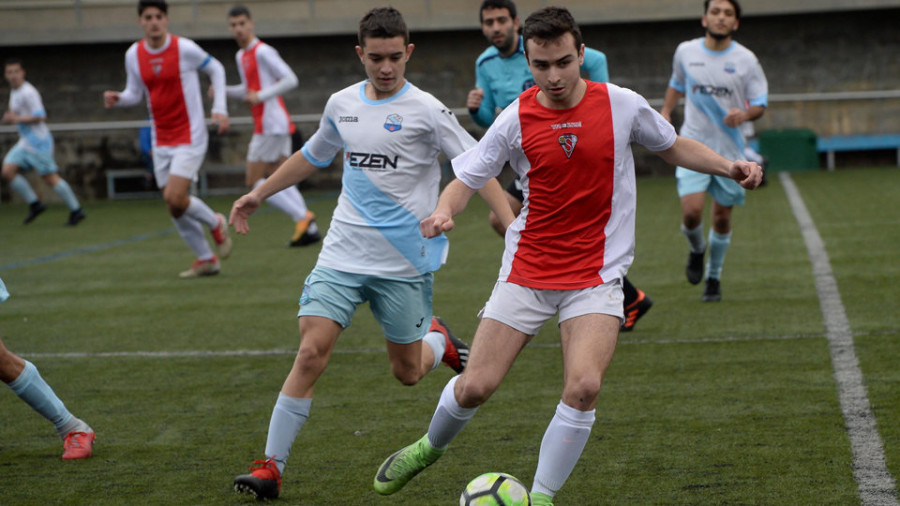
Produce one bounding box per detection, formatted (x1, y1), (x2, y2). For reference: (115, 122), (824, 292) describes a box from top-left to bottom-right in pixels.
(3, 145), (58, 175)
(297, 266), (434, 344)
(676, 166), (745, 207)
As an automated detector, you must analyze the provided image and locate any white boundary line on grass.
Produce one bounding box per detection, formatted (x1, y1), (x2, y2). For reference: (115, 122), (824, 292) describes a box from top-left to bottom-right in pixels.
(779, 172), (898, 506)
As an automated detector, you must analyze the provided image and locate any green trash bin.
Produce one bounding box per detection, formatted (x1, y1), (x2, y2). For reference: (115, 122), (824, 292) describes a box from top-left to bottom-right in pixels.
(758, 128), (819, 171)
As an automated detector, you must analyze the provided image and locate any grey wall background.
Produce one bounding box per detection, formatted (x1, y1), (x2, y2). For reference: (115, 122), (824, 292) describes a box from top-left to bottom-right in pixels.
(1, 5), (898, 198)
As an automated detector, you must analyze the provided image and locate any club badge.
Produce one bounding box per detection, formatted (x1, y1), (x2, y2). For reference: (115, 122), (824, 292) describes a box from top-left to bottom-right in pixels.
(558, 133), (578, 159)
(384, 113), (403, 132)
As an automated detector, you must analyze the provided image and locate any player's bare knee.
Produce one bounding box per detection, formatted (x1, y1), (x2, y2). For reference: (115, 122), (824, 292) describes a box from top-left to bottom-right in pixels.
(563, 377), (602, 406)
(454, 376), (494, 408)
(294, 345), (329, 376)
(390, 364), (423, 386)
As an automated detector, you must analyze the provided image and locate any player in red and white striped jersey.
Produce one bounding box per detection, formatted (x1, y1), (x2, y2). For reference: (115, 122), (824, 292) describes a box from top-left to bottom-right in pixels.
(104, 0), (232, 278)
(224, 5), (320, 248)
(376, 7), (763, 504)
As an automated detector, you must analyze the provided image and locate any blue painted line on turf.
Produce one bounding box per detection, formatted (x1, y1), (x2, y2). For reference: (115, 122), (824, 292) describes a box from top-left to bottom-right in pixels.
(0, 229), (176, 272)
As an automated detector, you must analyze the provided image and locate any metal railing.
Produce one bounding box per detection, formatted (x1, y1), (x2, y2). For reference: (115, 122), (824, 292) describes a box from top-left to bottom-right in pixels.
(2, 90), (899, 135)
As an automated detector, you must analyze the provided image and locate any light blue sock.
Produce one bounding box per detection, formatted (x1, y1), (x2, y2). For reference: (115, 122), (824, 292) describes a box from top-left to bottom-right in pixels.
(52, 179), (81, 211)
(9, 175), (39, 204)
(681, 223), (706, 253)
(8, 361), (74, 435)
(265, 393), (312, 474)
(707, 229), (732, 280)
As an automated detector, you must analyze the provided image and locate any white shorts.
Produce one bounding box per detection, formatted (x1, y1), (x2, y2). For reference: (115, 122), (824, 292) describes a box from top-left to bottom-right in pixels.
(479, 278), (625, 336)
(247, 134), (291, 163)
(153, 144), (207, 188)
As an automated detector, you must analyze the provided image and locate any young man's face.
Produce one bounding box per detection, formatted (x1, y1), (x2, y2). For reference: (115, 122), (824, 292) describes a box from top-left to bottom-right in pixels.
(139, 6), (169, 42)
(702, 0), (739, 40)
(526, 32), (584, 107)
(356, 36), (414, 99)
(481, 7), (519, 54)
(228, 14), (254, 47)
(4, 63), (25, 89)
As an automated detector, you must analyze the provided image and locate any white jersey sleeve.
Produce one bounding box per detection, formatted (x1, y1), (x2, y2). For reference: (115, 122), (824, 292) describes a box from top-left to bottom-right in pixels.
(452, 100), (521, 190)
(180, 38), (227, 116)
(255, 44), (298, 103)
(116, 43), (145, 108)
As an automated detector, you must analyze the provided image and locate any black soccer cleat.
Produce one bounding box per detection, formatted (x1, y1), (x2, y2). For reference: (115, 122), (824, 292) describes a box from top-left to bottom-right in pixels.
(620, 290), (653, 332)
(702, 278), (722, 302)
(24, 201), (47, 224)
(234, 458), (281, 500)
(66, 208), (86, 226)
(685, 250), (705, 285)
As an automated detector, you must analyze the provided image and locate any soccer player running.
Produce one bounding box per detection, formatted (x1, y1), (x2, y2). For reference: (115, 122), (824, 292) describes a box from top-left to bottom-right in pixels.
(468, 0), (652, 332)
(660, 0), (767, 301)
(0, 277), (95, 460)
(223, 5), (321, 247)
(373, 7), (762, 505)
(2, 58), (86, 226)
(103, 0), (232, 279)
(227, 7), (512, 500)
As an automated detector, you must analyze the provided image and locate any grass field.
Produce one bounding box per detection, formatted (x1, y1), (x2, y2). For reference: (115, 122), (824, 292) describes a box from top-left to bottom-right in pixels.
(0, 167), (897, 505)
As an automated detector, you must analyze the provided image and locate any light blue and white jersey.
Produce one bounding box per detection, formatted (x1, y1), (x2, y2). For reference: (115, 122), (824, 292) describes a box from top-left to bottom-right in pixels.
(669, 38), (767, 161)
(0, 277), (9, 303)
(301, 80), (476, 278)
(8, 81), (54, 154)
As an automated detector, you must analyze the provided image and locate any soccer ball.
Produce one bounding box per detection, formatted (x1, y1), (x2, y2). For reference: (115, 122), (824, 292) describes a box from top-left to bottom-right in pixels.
(460, 472), (532, 506)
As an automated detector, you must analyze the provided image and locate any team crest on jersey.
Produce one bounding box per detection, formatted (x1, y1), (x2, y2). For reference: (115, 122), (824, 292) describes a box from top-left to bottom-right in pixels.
(558, 134), (578, 158)
(384, 113), (403, 132)
(724, 62), (736, 74)
(522, 78), (536, 91)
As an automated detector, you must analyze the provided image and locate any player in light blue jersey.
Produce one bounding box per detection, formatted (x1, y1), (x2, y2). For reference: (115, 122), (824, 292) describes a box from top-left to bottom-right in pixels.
(0, 277), (95, 459)
(466, 0), (608, 129)
(2, 59), (85, 226)
(227, 7), (514, 500)
(661, 0), (767, 301)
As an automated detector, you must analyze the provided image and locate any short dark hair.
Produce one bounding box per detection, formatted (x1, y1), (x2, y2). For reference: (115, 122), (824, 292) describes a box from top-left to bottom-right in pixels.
(704, 0), (741, 20)
(228, 5), (251, 19)
(4, 57), (23, 69)
(138, 0), (168, 16)
(358, 7), (409, 47)
(478, 0), (517, 24)
(522, 6), (583, 56)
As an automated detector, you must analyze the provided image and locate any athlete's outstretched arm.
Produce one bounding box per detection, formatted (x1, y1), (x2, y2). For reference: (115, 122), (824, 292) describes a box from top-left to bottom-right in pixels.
(230, 150), (318, 233)
(421, 179), (478, 238)
(476, 178), (515, 232)
(656, 136), (762, 189)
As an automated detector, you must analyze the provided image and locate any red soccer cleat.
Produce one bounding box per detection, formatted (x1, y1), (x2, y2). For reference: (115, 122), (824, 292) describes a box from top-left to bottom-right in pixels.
(62, 431), (95, 460)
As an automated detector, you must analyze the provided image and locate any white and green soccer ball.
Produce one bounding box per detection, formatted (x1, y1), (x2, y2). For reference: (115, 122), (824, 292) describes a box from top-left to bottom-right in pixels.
(460, 472), (532, 506)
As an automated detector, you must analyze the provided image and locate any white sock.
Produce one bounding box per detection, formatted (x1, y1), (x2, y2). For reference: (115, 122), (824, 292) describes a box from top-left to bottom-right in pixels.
(427, 376), (478, 449)
(423, 330), (446, 371)
(265, 393), (312, 474)
(255, 178), (309, 222)
(532, 401), (595, 498)
(681, 222), (706, 253)
(172, 215), (214, 260)
(184, 195), (218, 229)
(52, 179), (81, 211)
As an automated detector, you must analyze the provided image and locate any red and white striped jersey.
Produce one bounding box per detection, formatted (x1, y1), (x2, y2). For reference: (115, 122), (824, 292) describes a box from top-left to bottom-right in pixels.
(233, 39), (296, 135)
(117, 34), (227, 148)
(452, 81), (677, 290)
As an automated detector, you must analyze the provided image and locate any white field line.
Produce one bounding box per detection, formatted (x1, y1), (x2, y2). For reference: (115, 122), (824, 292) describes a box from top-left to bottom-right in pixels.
(17, 330), (880, 360)
(780, 172), (898, 506)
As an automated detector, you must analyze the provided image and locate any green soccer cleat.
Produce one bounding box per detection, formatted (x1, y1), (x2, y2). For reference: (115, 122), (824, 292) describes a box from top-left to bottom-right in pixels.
(531, 491), (554, 506)
(373, 434), (445, 495)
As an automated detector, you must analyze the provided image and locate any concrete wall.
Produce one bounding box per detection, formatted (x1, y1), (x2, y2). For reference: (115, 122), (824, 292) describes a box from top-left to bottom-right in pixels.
(1, 6), (898, 199)
(2, 0), (899, 45)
